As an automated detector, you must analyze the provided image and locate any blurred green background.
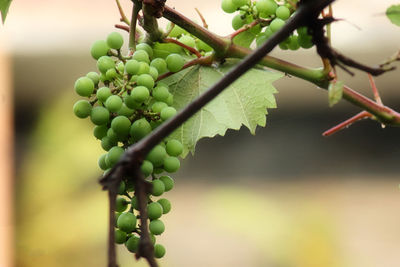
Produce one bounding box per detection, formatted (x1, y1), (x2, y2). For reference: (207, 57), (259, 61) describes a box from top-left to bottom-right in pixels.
(4, 0), (400, 267)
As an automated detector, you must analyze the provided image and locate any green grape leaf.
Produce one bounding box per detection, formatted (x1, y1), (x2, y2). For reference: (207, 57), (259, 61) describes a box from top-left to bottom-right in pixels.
(164, 60), (282, 157)
(233, 31), (256, 48)
(386, 4), (400, 26)
(328, 80), (344, 107)
(0, 0), (12, 23)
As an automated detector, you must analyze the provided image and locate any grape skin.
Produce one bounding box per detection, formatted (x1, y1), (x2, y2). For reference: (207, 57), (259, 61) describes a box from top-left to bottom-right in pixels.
(163, 156), (180, 173)
(159, 176), (174, 192)
(90, 106), (110, 125)
(151, 179), (165, 196)
(149, 219), (165, 235)
(117, 212), (137, 233)
(90, 40), (110, 60)
(166, 54), (184, 72)
(154, 244), (166, 258)
(157, 198), (171, 214)
(147, 202), (163, 220)
(107, 32), (124, 50)
(73, 100), (92, 118)
(74, 77), (95, 97)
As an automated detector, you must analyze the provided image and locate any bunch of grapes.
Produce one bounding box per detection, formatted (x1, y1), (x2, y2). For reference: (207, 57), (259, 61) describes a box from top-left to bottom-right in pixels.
(73, 31), (187, 259)
(221, 0), (314, 50)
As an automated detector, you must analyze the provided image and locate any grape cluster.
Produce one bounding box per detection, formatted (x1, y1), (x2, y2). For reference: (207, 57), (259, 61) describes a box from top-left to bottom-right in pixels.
(221, 0), (314, 50)
(73, 31), (187, 259)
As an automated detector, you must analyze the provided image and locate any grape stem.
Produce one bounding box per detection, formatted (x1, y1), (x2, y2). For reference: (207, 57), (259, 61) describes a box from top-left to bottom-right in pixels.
(194, 8), (208, 29)
(129, 1), (142, 52)
(163, 38), (202, 58)
(229, 19), (270, 40)
(115, 0), (130, 25)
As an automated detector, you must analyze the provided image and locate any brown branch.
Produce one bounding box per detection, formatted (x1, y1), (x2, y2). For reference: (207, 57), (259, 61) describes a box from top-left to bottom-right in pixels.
(163, 37), (202, 58)
(195, 8), (208, 29)
(322, 111), (372, 136)
(107, 190), (118, 267)
(115, 24), (130, 33)
(229, 19), (270, 39)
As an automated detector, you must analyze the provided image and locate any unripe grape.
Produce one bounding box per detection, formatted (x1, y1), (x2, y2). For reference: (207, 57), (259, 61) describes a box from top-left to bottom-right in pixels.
(137, 74), (154, 89)
(233, 0), (247, 7)
(125, 235), (140, 252)
(279, 42), (288, 50)
(221, 0), (237, 13)
(196, 39), (213, 52)
(157, 198), (171, 214)
(100, 73), (109, 83)
(118, 181), (126, 195)
(270, 18), (285, 32)
(160, 107), (177, 121)
(131, 196), (139, 210)
(298, 34), (313, 49)
(131, 86), (150, 103)
(256, 33), (269, 47)
(130, 118), (152, 141)
(125, 59), (140, 75)
(276, 5), (290, 20)
(117, 104), (134, 117)
(93, 125), (108, 140)
(151, 179), (165, 196)
(117, 62), (125, 73)
(132, 50), (150, 63)
(146, 145), (167, 167)
(166, 54), (184, 72)
(165, 94), (174, 106)
(178, 35), (196, 48)
(90, 106), (110, 125)
(97, 56), (116, 74)
(124, 94), (141, 109)
(147, 202), (163, 220)
(98, 154), (109, 170)
(106, 128), (119, 144)
(150, 58), (167, 74)
(117, 212), (137, 233)
(115, 229), (127, 244)
(107, 32), (124, 50)
(73, 100), (92, 118)
(74, 77), (95, 97)
(86, 71), (100, 85)
(136, 43), (153, 58)
(166, 139), (183, 157)
(137, 62), (150, 75)
(159, 175), (174, 192)
(90, 40), (110, 60)
(115, 212), (122, 225)
(111, 116), (131, 137)
(232, 14), (246, 30)
(106, 68), (117, 80)
(151, 101), (168, 113)
(116, 196), (128, 212)
(168, 23), (187, 37)
(163, 156), (180, 173)
(141, 160), (154, 177)
(96, 87), (112, 103)
(149, 67), (159, 80)
(297, 26), (309, 36)
(149, 219), (165, 235)
(101, 136), (116, 151)
(256, 0), (277, 16)
(154, 244), (166, 258)
(106, 146), (125, 166)
(105, 95), (123, 112)
(288, 35), (300, 50)
(153, 86), (170, 102)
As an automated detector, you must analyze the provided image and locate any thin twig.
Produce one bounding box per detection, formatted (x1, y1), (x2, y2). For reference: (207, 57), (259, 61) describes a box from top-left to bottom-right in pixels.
(164, 37), (202, 58)
(115, 0), (131, 25)
(367, 73), (383, 105)
(229, 19), (269, 39)
(115, 24), (130, 33)
(195, 8), (208, 29)
(322, 111), (372, 136)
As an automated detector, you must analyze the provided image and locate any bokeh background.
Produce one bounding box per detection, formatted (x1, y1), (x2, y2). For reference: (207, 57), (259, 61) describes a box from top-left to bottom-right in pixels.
(1, 0), (400, 266)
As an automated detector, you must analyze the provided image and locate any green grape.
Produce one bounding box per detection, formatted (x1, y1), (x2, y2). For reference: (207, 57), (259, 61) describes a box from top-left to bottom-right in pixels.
(97, 56), (116, 73)
(107, 32), (124, 50)
(74, 77), (95, 97)
(86, 71), (100, 85)
(111, 116), (131, 137)
(298, 34), (313, 49)
(141, 160), (154, 177)
(149, 219), (165, 235)
(137, 74), (154, 89)
(132, 50), (150, 64)
(136, 43), (153, 58)
(151, 101), (168, 113)
(153, 86), (170, 102)
(117, 62), (125, 73)
(131, 196), (139, 210)
(106, 68), (117, 80)
(125, 59), (140, 75)
(178, 35), (196, 48)
(159, 176), (174, 192)
(137, 62), (150, 75)
(98, 154), (109, 170)
(160, 107), (177, 121)
(279, 42), (288, 50)
(150, 58), (167, 74)
(256, 0), (277, 16)
(131, 86), (150, 103)
(147, 202), (163, 220)
(221, 0), (237, 13)
(117, 103), (134, 117)
(101, 136), (116, 151)
(165, 94), (174, 106)
(157, 198), (171, 214)
(166, 139), (183, 157)
(117, 212), (137, 233)
(168, 23), (187, 37)
(106, 128), (119, 144)
(115, 212), (122, 225)
(105, 95), (123, 112)
(115, 229), (127, 244)
(232, 0), (247, 7)
(269, 18), (285, 32)
(249, 24), (262, 35)
(130, 118), (152, 141)
(288, 35), (300, 50)
(146, 145), (167, 167)
(106, 146), (125, 166)
(96, 87), (112, 103)
(153, 42), (183, 59)
(153, 168), (164, 174)
(275, 5), (290, 20)
(90, 40), (110, 60)
(90, 106), (110, 125)
(297, 26), (309, 36)
(150, 234), (156, 245)
(100, 73), (109, 83)
(154, 244), (166, 258)
(116, 196), (128, 212)
(151, 179), (165, 196)
(195, 39), (213, 52)
(73, 100), (92, 118)
(232, 14), (246, 30)
(125, 235), (140, 252)
(256, 32), (269, 47)
(163, 156), (180, 173)
(149, 67), (159, 80)
(166, 54), (184, 72)
(118, 181), (126, 195)
(93, 125), (108, 140)
(124, 94), (141, 109)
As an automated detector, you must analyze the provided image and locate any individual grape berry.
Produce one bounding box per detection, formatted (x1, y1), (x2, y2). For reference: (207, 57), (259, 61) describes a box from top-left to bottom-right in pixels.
(166, 54), (184, 72)
(125, 59), (140, 75)
(98, 154), (109, 170)
(165, 94), (174, 106)
(101, 136), (116, 151)
(166, 139), (183, 157)
(117, 212), (137, 233)
(232, 14), (246, 30)
(115, 229), (127, 244)
(124, 94), (141, 109)
(150, 234), (156, 245)
(163, 156), (180, 173)
(221, 0), (237, 13)
(132, 50), (150, 64)
(115, 212), (122, 225)
(151, 179), (165, 196)
(298, 34), (313, 49)
(178, 35), (196, 48)
(149, 67), (159, 80)
(74, 77), (95, 97)
(160, 107), (177, 121)
(279, 42), (288, 50)
(168, 23), (187, 38)
(196, 39), (213, 52)
(150, 58), (167, 74)
(147, 202), (163, 220)
(130, 118), (152, 141)
(105, 95), (123, 112)
(141, 160), (154, 177)
(125, 235), (140, 253)
(116, 196), (128, 212)
(99, 73), (109, 83)
(86, 71), (100, 85)
(90, 40), (110, 60)
(118, 181), (126, 195)
(131, 196), (139, 210)
(93, 125), (108, 140)
(153, 86), (170, 102)
(73, 100), (92, 118)
(297, 26), (309, 36)
(159, 176), (174, 192)
(117, 62), (125, 73)
(106, 68), (117, 80)
(106, 128), (119, 144)
(107, 32), (124, 50)
(106, 146), (125, 166)
(146, 145), (167, 167)
(117, 104), (134, 117)
(149, 219), (165, 235)
(151, 101), (168, 113)
(288, 35), (300, 50)
(96, 87), (112, 103)
(137, 62), (150, 75)
(136, 43), (153, 58)
(154, 244), (166, 258)
(256, 0), (277, 16)
(270, 18), (285, 32)
(276, 5), (290, 20)
(157, 198), (171, 214)
(137, 74), (154, 89)
(154, 168), (164, 174)
(131, 86), (150, 103)
(90, 106), (110, 125)
(111, 116), (131, 137)
(232, 0), (247, 7)
(97, 56), (116, 74)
